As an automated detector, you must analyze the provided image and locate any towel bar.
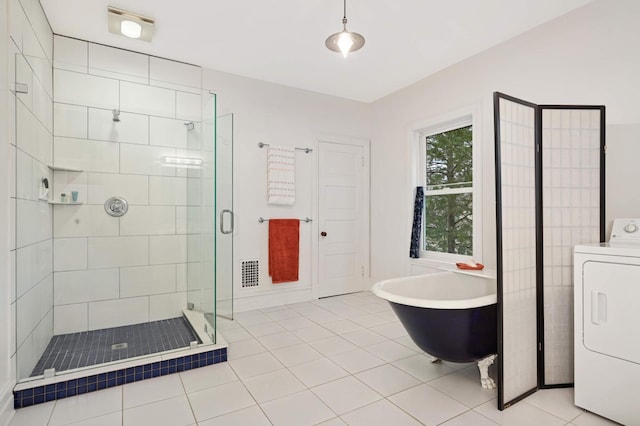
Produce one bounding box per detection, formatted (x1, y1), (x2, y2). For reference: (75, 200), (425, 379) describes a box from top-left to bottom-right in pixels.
(258, 217), (312, 223)
(258, 142), (313, 154)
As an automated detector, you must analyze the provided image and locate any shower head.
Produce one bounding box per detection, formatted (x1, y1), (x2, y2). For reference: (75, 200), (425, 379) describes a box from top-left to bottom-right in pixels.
(184, 122), (195, 131)
(112, 109), (120, 122)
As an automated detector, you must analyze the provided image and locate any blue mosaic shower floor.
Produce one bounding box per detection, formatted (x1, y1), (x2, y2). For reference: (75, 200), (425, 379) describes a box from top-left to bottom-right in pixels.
(31, 317), (200, 377)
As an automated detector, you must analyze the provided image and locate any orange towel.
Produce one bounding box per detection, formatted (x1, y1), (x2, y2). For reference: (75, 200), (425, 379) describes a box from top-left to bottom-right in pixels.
(268, 219), (300, 283)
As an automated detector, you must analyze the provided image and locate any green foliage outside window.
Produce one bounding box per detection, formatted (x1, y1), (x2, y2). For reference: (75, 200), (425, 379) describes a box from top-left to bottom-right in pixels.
(424, 125), (473, 255)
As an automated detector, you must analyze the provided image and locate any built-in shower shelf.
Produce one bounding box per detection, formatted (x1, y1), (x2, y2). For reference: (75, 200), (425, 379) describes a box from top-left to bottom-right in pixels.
(48, 165), (83, 172)
(48, 201), (83, 205)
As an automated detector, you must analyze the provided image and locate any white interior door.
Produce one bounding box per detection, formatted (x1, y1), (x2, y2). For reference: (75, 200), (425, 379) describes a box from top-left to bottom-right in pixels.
(318, 139), (369, 298)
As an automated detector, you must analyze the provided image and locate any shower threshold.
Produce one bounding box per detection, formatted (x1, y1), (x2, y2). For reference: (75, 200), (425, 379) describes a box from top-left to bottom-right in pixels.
(14, 312), (227, 409)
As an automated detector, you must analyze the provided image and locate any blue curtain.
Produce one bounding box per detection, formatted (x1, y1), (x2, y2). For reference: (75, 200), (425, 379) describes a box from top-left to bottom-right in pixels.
(409, 186), (424, 258)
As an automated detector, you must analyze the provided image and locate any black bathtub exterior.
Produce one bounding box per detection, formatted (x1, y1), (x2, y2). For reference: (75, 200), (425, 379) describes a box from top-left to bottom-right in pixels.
(389, 301), (497, 363)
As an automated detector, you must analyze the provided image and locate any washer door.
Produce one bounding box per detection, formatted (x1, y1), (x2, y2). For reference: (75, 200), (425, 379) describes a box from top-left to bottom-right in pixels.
(583, 261), (640, 364)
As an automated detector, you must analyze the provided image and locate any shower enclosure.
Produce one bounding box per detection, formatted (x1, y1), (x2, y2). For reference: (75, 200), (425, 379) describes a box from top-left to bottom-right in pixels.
(12, 36), (233, 391)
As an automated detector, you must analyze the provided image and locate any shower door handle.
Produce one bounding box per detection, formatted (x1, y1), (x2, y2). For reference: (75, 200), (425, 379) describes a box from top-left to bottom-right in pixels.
(220, 209), (234, 234)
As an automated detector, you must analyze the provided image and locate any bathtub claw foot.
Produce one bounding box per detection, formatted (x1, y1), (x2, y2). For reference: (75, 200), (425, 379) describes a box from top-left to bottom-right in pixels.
(477, 354), (496, 389)
(426, 354), (440, 363)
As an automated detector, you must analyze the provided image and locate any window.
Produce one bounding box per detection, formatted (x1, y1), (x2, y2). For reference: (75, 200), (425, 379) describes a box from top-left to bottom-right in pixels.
(418, 115), (479, 260)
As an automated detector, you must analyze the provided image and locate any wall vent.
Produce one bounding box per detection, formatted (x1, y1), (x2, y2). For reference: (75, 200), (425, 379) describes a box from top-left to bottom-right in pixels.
(241, 260), (259, 288)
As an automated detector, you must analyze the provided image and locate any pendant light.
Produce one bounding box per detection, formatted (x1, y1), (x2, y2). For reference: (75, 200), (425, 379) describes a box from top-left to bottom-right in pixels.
(325, 0), (365, 58)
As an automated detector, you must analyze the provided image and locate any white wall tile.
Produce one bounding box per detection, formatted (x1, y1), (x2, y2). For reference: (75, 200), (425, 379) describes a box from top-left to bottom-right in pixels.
(54, 204), (119, 238)
(87, 173), (149, 205)
(30, 54), (53, 100)
(53, 137), (119, 173)
(16, 244), (34, 299)
(17, 101), (36, 156)
(149, 292), (187, 321)
(88, 108), (149, 145)
(33, 239), (53, 289)
(149, 176), (187, 205)
(6, 145), (18, 198)
(149, 235), (187, 264)
(120, 264), (176, 298)
(15, 53), (33, 109)
(54, 69), (119, 109)
(88, 236), (149, 269)
(17, 199), (51, 248)
(120, 206), (176, 236)
(16, 148), (33, 200)
(32, 76), (51, 130)
(54, 36), (87, 73)
(17, 102), (52, 168)
(120, 144), (176, 176)
(88, 297), (149, 330)
(17, 275), (53, 347)
(29, 0), (53, 60)
(9, 251), (17, 303)
(9, 198), (17, 250)
(54, 303), (88, 334)
(149, 117), (188, 148)
(120, 81), (175, 118)
(54, 268), (119, 304)
(176, 92), (201, 121)
(8, 89), (17, 147)
(22, 20), (47, 70)
(176, 207), (187, 234)
(9, 0), (25, 50)
(88, 43), (149, 84)
(17, 309), (52, 379)
(9, 302), (16, 355)
(34, 113), (53, 165)
(176, 263), (187, 292)
(187, 234), (201, 263)
(54, 103), (88, 138)
(149, 57), (201, 91)
(53, 238), (87, 271)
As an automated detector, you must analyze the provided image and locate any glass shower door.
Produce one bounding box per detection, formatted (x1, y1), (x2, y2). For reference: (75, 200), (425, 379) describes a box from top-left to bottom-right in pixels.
(216, 113), (234, 320)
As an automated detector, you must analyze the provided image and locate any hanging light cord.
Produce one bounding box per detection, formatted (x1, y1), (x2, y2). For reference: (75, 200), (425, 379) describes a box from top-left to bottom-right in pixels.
(343, 0), (348, 26)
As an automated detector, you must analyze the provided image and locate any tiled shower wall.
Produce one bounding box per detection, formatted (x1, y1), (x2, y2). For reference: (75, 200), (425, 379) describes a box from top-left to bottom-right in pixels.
(51, 36), (203, 336)
(9, 0), (55, 380)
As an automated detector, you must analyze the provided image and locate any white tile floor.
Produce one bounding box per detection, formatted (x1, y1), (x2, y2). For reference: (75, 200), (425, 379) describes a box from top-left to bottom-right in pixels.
(9, 292), (621, 426)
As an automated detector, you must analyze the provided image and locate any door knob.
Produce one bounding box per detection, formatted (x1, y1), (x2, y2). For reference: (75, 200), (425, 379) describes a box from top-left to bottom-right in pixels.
(320, 231), (327, 237)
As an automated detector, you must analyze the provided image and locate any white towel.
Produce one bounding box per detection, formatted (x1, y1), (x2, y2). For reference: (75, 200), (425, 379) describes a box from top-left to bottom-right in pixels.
(267, 146), (296, 205)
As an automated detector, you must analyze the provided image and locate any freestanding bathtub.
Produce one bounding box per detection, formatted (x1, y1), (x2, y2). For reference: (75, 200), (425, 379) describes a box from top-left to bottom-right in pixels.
(372, 270), (497, 388)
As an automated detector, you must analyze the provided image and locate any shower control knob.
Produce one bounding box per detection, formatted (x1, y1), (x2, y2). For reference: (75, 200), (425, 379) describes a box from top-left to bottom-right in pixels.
(104, 196), (129, 217)
(624, 223), (637, 233)
(320, 231), (327, 237)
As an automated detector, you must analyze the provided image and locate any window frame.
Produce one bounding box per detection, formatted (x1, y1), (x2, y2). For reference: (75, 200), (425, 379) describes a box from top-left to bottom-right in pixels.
(414, 110), (483, 263)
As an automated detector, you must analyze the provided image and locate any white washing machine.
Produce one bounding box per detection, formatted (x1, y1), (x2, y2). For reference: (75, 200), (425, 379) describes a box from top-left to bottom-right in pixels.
(574, 218), (640, 426)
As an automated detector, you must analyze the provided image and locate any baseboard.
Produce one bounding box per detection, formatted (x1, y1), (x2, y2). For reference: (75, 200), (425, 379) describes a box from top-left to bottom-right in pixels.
(0, 381), (15, 426)
(234, 288), (314, 313)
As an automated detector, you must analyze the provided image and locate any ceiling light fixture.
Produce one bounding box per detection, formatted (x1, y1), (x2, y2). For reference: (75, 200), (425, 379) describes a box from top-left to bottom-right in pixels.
(325, 0), (365, 58)
(107, 7), (154, 42)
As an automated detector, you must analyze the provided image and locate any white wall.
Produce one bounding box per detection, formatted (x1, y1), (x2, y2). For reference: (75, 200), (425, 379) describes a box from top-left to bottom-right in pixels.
(370, 0), (640, 280)
(202, 69), (370, 311)
(51, 36), (205, 335)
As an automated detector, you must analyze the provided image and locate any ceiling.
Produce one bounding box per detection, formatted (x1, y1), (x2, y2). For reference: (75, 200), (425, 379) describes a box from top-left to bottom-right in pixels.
(40, 0), (594, 103)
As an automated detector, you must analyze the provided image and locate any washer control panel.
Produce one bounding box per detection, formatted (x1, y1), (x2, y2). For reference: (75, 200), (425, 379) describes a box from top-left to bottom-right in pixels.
(610, 218), (640, 243)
